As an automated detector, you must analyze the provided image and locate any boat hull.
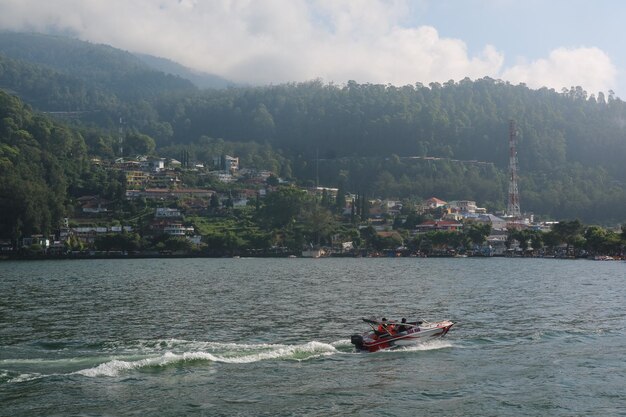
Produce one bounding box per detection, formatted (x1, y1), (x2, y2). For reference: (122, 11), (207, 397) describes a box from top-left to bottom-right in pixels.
(351, 320), (454, 352)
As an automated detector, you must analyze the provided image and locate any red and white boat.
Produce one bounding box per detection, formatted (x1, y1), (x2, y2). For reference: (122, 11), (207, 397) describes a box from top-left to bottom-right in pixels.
(350, 317), (454, 352)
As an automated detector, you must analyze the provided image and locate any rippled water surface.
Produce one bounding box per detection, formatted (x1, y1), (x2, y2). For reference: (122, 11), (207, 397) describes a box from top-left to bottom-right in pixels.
(1, 258), (625, 416)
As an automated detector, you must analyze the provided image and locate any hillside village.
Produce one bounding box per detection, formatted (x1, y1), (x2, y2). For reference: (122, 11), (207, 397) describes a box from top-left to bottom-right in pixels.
(4, 151), (622, 260)
(2, 33), (626, 260)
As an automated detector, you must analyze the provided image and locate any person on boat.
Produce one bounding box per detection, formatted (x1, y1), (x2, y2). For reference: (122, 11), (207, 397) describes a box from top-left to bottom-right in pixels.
(396, 318), (408, 333)
(376, 318), (389, 336)
(376, 317), (399, 336)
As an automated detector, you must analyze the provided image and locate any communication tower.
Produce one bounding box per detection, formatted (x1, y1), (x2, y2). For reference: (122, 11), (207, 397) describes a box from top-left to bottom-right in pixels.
(507, 120), (521, 218)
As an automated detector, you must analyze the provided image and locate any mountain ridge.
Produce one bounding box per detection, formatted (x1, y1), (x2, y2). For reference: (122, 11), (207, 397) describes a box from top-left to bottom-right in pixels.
(134, 53), (234, 89)
(0, 31), (197, 101)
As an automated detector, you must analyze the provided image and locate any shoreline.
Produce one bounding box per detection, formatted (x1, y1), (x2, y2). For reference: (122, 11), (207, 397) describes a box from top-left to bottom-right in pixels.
(1, 252), (621, 261)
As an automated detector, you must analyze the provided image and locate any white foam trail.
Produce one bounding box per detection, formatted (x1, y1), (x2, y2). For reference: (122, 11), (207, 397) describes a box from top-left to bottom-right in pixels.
(75, 341), (340, 377)
(103, 339), (306, 353)
(75, 353), (183, 377)
(1, 357), (99, 365)
(7, 372), (47, 383)
(393, 339), (454, 352)
(331, 339), (352, 347)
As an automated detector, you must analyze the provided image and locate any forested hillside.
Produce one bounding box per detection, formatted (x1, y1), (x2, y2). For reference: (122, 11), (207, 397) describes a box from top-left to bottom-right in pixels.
(134, 53), (234, 89)
(0, 32), (625, 224)
(0, 91), (124, 241)
(0, 53), (119, 111)
(0, 32), (196, 103)
(147, 79), (625, 176)
(144, 80), (626, 222)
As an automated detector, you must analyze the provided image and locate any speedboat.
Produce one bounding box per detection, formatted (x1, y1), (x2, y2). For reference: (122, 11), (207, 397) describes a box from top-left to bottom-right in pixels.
(350, 317), (454, 352)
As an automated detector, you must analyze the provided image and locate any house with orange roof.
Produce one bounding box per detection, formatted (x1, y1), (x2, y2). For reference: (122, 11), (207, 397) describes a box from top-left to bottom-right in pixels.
(415, 220), (463, 233)
(424, 197), (447, 209)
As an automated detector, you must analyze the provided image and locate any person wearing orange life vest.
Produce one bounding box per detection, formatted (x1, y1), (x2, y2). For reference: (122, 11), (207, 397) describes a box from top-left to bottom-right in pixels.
(377, 317), (397, 336)
(376, 317), (388, 335)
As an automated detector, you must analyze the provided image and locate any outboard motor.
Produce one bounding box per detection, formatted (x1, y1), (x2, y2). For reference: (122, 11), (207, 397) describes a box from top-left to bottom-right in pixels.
(350, 334), (364, 349)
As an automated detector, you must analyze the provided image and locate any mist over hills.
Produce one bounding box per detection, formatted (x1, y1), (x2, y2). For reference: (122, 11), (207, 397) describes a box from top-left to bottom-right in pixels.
(0, 32), (625, 225)
(0, 32), (234, 92)
(134, 53), (234, 89)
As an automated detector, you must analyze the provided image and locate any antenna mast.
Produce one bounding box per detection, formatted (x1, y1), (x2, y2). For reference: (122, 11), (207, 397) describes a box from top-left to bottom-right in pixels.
(315, 147), (319, 188)
(507, 120), (521, 218)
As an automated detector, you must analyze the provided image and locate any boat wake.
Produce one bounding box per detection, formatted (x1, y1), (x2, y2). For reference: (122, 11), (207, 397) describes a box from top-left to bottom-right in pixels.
(76, 340), (340, 377)
(390, 339), (454, 352)
(2, 339), (343, 381)
(2, 337), (454, 381)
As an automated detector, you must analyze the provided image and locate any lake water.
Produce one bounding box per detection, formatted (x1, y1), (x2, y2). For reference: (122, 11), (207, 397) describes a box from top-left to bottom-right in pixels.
(1, 258), (625, 416)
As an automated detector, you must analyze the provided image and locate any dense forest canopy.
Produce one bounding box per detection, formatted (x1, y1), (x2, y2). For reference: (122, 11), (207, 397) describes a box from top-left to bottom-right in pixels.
(0, 32), (625, 226)
(147, 79), (625, 175)
(0, 91), (86, 239)
(0, 32), (196, 104)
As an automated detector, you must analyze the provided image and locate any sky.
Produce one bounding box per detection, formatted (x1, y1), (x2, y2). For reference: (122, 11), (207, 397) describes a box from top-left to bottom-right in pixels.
(0, 0), (624, 97)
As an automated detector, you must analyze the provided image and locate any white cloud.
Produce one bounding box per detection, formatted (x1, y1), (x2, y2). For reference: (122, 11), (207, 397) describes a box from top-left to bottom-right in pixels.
(0, 0), (618, 94)
(502, 47), (617, 94)
(310, 26), (504, 86)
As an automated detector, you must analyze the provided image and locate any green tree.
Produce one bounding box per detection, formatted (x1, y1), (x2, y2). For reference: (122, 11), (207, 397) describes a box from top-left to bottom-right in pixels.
(124, 132), (156, 156)
(551, 220), (585, 254)
(266, 174), (279, 186)
(301, 202), (337, 246)
(335, 181), (347, 214)
(164, 236), (193, 252)
(94, 232), (142, 252)
(464, 223), (492, 246)
(584, 226), (607, 255)
(209, 193), (220, 211)
(258, 186), (309, 229)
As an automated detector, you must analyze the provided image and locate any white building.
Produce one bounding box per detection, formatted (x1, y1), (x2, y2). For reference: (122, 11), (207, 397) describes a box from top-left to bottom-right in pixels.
(448, 200), (478, 213)
(209, 171), (236, 183)
(163, 223), (194, 236)
(155, 207), (182, 218)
